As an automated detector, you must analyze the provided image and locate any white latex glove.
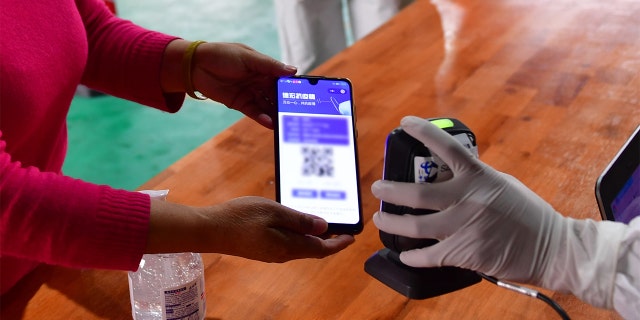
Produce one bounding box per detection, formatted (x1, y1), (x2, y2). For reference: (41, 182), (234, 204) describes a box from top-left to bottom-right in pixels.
(372, 116), (628, 309)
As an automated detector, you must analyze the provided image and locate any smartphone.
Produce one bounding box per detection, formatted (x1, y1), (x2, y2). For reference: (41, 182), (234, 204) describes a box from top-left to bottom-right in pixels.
(274, 75), (363, 234)
(596, 125), (640, 224)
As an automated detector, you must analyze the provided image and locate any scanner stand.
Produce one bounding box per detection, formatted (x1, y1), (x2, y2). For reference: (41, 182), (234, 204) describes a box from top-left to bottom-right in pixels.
(364, 248), (481, 300)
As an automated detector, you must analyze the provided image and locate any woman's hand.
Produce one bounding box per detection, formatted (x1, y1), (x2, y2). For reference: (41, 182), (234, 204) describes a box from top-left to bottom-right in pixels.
(147, 196), (355, 263)
(161, 40), (297, 129)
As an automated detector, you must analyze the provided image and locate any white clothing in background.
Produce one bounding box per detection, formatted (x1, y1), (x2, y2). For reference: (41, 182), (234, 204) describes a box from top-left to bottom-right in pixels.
(273, 0), (410, 73)
(613, 217), (640, 319)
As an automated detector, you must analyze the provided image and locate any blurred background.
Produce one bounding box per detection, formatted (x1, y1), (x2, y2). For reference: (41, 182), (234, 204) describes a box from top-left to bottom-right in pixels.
(65, 0), (282, 190)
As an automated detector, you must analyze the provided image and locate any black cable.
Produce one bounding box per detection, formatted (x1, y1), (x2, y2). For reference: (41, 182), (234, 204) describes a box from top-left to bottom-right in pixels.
(536, 292), (571, 320)
(477, 272), (570, 320)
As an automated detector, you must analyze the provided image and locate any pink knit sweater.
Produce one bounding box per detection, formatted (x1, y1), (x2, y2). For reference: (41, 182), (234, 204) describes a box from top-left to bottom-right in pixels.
(0, 0), (184, 294)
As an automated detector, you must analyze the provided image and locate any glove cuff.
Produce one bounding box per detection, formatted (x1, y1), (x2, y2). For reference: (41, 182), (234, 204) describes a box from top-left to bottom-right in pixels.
(543, 218), (627, 309)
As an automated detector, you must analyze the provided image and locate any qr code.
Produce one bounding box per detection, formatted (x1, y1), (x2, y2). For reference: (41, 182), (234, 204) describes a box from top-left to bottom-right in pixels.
(301, 146), (334, 177)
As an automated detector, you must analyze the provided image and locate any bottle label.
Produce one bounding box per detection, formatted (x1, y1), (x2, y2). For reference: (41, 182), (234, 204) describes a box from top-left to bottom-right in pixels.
(162, 275), (206, 320)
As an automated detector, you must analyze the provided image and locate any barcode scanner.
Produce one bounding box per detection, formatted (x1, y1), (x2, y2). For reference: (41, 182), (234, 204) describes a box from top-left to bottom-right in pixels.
(364, 118), (482, 299)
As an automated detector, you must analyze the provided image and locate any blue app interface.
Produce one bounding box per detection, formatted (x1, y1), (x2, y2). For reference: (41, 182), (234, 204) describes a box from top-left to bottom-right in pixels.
(277, 77), (360, 224)
(612, 165), (640, 224)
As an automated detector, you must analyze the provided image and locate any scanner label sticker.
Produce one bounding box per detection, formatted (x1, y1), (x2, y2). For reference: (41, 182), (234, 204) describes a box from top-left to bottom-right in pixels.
(413, 133), (477, 183)
(414, 156), (451, 183)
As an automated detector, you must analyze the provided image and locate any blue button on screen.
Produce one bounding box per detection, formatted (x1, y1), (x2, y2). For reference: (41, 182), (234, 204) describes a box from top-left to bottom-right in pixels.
(320, 190), (346, 200)
(292, 189), (318, 198)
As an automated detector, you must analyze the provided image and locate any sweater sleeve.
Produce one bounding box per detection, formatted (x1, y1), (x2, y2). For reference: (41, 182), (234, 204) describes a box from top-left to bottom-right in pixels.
(0, 133), (150, 271)
(76, 0), (184, 112)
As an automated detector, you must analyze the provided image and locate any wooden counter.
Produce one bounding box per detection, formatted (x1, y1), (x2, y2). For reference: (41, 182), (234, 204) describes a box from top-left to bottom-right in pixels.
(3, 0), (638, 318)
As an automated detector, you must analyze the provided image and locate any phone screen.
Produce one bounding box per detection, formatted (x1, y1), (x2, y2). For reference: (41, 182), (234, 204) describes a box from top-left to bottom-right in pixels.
(275, 76), (363, 234)
(611, 165), (640, 224)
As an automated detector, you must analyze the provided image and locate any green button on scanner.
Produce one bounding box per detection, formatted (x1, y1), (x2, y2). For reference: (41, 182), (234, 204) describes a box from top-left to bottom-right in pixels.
(429, 118), (455, 129)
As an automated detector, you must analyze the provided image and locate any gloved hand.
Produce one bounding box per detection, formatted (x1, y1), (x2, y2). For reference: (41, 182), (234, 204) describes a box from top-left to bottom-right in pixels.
(372, 116), (627, 308)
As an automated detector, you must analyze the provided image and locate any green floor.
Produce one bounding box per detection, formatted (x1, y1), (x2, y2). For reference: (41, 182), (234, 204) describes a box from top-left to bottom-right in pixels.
(63, 0), (280, 190)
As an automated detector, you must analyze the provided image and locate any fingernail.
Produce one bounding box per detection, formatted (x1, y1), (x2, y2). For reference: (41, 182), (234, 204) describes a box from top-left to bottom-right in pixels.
(312, 217), (328, 232)
(400, 116), (422, 128)
(258, 113), (272, 122)
(284, 64), (297, 73)
(370, 180), (384, 197)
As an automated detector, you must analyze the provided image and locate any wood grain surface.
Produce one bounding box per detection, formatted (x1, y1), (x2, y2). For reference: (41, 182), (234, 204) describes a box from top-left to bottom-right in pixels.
(3, 0), (639, 319)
